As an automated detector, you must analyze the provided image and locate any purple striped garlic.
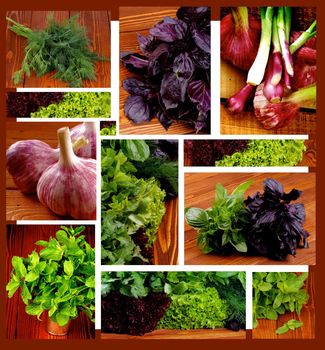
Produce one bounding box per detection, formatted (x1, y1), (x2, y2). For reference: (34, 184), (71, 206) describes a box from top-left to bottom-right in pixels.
(37, 127), (96, 220)
(6, 136), (87, 194)
(71, 122), (96, 159)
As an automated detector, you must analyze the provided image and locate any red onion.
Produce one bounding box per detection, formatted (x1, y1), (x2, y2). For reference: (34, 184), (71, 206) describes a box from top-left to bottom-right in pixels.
(37, 127), (96, 220)
(221, 7), (261, 71)
(227, 84), (256, 113)
(70, 122), (96, 159)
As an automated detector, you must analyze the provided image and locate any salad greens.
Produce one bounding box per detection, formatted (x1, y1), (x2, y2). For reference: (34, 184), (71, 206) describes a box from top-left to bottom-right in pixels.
(185, 181), (252, 255)
(30, 92), (111, 118)
(253, 272), (308, 329)
(101, 271), (246, 334)
(6, 226), (95, 326)
(276, 319), (303, 334)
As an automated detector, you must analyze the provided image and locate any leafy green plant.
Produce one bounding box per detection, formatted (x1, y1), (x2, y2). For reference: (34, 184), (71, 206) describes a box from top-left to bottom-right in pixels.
(100, 125), (116, 136)
(185, 181), (252, 255)
(101, 140), (166, 265)
(253, 272), (309, 329)
(31, 92), (111, 118)
(276, 319), (303, 334)
(7, 14), (107, 87)
(6, 226), (95, 326)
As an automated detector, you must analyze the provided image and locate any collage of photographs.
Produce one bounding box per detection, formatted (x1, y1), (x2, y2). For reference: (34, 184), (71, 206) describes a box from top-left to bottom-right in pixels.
(4, 5), (316, 342)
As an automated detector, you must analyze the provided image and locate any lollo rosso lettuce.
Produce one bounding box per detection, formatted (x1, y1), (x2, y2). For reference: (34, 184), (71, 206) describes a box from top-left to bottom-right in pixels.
(121, 7), (211, 133)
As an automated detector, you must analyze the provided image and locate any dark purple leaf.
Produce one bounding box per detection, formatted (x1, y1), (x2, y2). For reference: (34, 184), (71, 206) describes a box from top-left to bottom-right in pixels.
(156, 110), (173, 130)
(188, 80), (210, 113)
(283, 189), (302, 202)
(160, 72), (187, 110)
(121, 52), (149, 73)
(137, 33), (157, 54)
(191, 23), (210, 53)
(190, 48), (210, 69)
(124, 95), (150, 123)
(123, 78), (155, 97)
(194, 110), (208, 132)
(149, 17), (187, 42)
(177, 7), (210, 23)
(148, 43), (169, 76)
(173, 52), (194, 79)
(264, 178), (284, 198)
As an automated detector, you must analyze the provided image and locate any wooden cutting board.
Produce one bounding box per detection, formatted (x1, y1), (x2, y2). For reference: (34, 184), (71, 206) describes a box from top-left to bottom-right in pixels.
(6, 11), (111, 88)
(119, 7), (200, 135)
(184, 172), (315, 265)
(220, 59), (316, 136)
(252, 271), (315, 339)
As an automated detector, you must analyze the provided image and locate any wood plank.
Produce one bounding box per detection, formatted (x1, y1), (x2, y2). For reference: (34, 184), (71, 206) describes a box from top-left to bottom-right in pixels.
(6, 120), (94, 221)
(183, 139), (316, 167)
(154, 198), (178, 265)
(71, 11), (111, 88)
(101, 328), (246, 339)
(119, 7), (203, 135)
(184, 173), (315, 265)
(6, 11), (110, 88)
(6, 11), (32, 88)
(252, 272), (315, 339)
(6, 225), (95, 339)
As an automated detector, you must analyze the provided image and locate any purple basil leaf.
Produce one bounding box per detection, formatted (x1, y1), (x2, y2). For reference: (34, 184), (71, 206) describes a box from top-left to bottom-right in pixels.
(121, 52), (149, 74)
(148, 43), (169, 76)
(149, 17), (187, 42)
(124, 95), (150, 123)
(191, 23), (210, 53)
(194, 110), (208, 132)
(137, 33), (157, 54)
(190, 48), (210, 69)
(157, 110), (173, 130)
(187, 80), (210, 113)
(263, 178), (284, 198)
(160, 72), (187, 110)
(173, 52), (194, 79)
(283, 189), (302, 203)
(122, 78), (155, 97)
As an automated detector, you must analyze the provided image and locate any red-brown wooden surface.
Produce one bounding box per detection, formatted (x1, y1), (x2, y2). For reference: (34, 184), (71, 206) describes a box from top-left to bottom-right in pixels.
(6, 224), (95, 339)
(6, 11), (111, 88)
(184, 173), (315, 265)
(102, 328), (246, 339)
(119, 7), (202, 135)
(183, 139), (316, 167)
(6, 120), (88, 221)
(253, 272), (315, 339)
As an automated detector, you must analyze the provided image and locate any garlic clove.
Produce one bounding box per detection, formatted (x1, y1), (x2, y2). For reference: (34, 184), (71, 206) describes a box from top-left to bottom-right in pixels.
(70, 122), (97, 159)
(37, 127), (97, 220)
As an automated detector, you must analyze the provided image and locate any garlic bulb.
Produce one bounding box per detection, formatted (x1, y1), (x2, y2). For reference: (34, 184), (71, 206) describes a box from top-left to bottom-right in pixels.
(37, 127), (97, 219)
(6, 137), (88, 194)
(6, 140), (58, 193)
(71, 122), (96, 159)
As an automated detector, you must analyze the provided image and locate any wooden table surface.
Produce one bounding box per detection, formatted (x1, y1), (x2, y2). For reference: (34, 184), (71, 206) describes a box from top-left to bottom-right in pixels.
(184, 139), (316, 167)
(102, 328), (246, 340)
(119, 7), (200, 135)
(184, 173), (315, 265)
(6, 224), (95, 339)
(6, 11), (111, 88)
(253, 271), (315, 339)
(220, 60), (316, 136)
(6, 120), (86, 221)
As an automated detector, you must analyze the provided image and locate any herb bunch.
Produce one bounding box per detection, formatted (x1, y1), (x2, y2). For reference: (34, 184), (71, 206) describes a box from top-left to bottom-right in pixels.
(6, 226), (95, 326)
(185, 181), (252, 255)
(253, 272), (309, 332)
(7, 13), (105, 87)
(121, 7), (211, 133)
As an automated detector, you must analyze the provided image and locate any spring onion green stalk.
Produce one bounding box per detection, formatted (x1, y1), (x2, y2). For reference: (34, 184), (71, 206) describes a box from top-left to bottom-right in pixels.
(247, 7), (274, 86)
(290, 20), (317, 54)
(282, 84), (316, 105)
(284, 7), (291, 45)
(277, 7), (294, 77)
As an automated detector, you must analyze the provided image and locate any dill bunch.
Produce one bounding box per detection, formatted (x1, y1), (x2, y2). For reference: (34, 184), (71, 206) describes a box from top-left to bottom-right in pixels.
(7, 13), (106, 87)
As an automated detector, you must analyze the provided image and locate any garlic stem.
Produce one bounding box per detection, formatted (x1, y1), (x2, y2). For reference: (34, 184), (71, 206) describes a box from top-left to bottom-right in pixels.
(58, 127), (78, 167)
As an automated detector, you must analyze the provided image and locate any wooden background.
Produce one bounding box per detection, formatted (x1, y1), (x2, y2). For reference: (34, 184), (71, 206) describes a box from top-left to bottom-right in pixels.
(102, 328), (246, 339)
(184, 139), (316, 167)
(184, 173), (315, 265)
(6, 11), (111, 88)
(252, 271), (315, 339)
(119, 7), (201, 135)
(220, 60), (316, 136)
(6, 225), (95, 339)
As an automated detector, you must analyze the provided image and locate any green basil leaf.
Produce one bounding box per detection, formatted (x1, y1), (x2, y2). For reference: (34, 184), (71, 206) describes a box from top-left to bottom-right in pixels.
(120, 140), (150, 162)
(6, 278), (20, 297)
(276, 324), (290, 335)
(63, 260), (74, 277)
(185, 207), (209, 228)
(11, 256), (27, 278)
(25, 270), (39, 282)
(55, 312), (70, 326)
